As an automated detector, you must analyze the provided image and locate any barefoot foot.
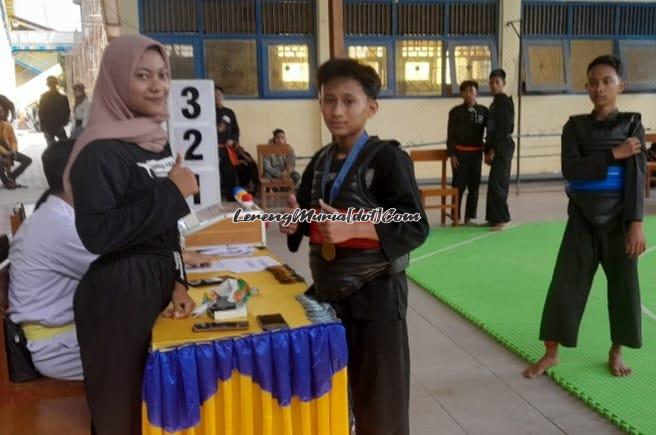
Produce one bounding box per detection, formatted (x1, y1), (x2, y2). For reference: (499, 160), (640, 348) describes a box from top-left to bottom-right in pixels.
(523, 354), (559, 379)
(609, 348), (632, 377)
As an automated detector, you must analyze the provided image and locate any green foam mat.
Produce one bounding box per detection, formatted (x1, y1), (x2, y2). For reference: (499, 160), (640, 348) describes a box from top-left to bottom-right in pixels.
(408, 219), (656, 434)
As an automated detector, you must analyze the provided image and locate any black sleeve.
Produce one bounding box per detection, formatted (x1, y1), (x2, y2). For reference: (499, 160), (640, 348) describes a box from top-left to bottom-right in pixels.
(446, 108), (456, 156)
(623, 120), (646, 222)
(70, 141), (191, 255)
(60, 95), (71, 126)
(492, 97), (514, 151)
(286, 152), (320, 252)
(230, 109), (240, 142)
(370, 145), (430, 261)
(561, 118), (613, 182)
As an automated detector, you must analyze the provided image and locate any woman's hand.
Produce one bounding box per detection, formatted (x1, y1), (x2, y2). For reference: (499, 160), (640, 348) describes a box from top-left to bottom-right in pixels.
(182, 250), (218, 267)
(163, 282), (195, 319)
(169, 154), (199, 197)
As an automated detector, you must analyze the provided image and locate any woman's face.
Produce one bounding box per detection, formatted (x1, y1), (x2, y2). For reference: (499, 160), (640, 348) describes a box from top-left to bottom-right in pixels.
(128, 48), (170, 116)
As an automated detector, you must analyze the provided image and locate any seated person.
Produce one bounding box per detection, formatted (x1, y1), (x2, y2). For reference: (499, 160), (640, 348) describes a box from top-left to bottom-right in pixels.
(0, 104), (32, 189)
(7, 142), (216, 381)
(8, 141), (95, 380)
(264, 128), (300, 184)
(234, 142), (260, 196)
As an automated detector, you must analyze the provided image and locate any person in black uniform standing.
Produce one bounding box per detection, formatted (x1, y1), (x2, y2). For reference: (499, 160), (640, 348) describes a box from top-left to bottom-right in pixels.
(484, 69), (515, 231)
(215, 86), (240, 201)
(447, 80), (488, 224)
(279, 59), (429, 435)
(64, 35), (198, 435)
(524, 55), (646, 379)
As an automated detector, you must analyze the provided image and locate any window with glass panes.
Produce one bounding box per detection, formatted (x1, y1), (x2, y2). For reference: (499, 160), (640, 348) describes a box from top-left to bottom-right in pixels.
(140, 0), (316, 98)
(522, 1), (656, 93)
(344, 0), (498, 97)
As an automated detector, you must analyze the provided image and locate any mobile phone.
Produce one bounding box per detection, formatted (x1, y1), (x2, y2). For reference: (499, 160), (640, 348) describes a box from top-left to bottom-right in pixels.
(256, 314), (289, 331)
(192, 321), (249, 332)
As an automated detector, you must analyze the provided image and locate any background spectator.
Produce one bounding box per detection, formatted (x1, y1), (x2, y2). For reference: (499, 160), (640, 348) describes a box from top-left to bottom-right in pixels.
(38, 76), (70, 144)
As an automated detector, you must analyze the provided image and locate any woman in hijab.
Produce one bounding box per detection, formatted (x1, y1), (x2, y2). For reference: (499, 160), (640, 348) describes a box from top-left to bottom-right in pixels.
(64, 35), (198, 435)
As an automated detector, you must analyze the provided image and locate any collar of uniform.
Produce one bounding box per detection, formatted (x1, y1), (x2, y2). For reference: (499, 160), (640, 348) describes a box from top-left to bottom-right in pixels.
(590, 108), (619, 123)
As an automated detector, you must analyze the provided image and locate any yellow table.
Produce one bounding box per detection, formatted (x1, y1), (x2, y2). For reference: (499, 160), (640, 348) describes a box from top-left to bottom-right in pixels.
(142, 249), (349, 435)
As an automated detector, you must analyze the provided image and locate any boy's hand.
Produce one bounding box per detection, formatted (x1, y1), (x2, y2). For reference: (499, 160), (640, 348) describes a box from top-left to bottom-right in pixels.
(317, 199), (362, 243)
(613, 138), (642, 160)
(626, 221), (646, 258)
(450, 156), (460, 170)
(484, 149), (495, 165)
(279, 193), (299, 235)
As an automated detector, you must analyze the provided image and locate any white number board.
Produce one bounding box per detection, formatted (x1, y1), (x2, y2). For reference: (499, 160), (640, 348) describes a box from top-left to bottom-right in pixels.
(168, 80), (220, 209)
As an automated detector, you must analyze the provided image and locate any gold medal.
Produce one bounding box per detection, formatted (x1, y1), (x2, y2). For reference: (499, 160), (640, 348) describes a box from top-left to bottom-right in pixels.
(321, 243), (336, 262)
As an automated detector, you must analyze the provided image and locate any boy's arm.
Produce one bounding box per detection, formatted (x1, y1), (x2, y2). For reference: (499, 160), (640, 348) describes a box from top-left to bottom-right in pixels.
(286, 153), (318, 252)
(446, 109), (456, 156)
(492, 97), (514, 150)
(561, 118), (613, 182)
(623, 120), (646, 223)
(263, 155), (283, 178)
(370, 146), (430, 260)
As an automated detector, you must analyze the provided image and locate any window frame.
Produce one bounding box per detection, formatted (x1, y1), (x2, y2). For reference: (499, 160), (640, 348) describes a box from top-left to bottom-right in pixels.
(139, 0), (318, 99)
(618, 40), (656, 92)
(344, 0), (500, 99)
(522, 0), (656, 95)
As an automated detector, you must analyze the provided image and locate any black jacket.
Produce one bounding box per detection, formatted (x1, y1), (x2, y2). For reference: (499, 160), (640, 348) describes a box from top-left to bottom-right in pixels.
(562, 111), (646, 223)
(38, 90), (70, 134)
(485, 94), (515, 158)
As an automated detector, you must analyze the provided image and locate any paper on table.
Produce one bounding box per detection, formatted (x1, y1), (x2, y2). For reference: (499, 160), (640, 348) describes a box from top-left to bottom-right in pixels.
(187, 256), (280, 274)
(197, 245), (255, 257)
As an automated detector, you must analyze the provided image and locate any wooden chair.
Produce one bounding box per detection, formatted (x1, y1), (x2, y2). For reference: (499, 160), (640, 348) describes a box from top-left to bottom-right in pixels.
(645, 133), (656, 198)
(410, 149), (459, 226)
(9, 203), (25, 235)
(257, 144), (296, 209)
(0, 233), (89, 433)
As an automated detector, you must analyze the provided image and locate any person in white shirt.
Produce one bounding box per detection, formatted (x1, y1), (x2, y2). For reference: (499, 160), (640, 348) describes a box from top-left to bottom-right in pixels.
(8, 141), (96, 380)
(71, 83), (91, 139)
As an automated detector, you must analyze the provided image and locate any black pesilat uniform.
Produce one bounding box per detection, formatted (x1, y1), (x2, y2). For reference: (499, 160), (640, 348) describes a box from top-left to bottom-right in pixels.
(70, 140), (190, 435)
(447, 103), (488, 221)
(288, 137), (429, 435)
(539, 111), (645, 348)
(484, 93), (515, 224)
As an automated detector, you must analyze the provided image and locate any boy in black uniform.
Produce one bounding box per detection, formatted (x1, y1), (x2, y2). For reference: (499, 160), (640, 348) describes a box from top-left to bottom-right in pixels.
(524, 55), (646, 379)
(447, 80), (488, 224)
(280, 58), (429, 435)
(484, 69), (515, 231)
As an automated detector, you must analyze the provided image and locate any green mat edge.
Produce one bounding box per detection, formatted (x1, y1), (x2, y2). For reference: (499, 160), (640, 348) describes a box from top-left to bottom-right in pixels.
(407, 272), (642, 435)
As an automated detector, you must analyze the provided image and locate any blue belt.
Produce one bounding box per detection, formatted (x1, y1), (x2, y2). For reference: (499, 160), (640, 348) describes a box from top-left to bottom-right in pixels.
(567, 165), (624, 192)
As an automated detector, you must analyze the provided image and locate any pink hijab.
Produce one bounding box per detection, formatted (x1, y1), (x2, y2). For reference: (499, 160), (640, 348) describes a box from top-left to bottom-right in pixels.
(63, 34), (171, 197)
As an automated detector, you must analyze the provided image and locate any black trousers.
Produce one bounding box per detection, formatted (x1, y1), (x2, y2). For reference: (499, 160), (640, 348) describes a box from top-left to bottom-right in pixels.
(236, 161), (260, 195)
(219, 148), (238, 201)
(539, 210), (642, 348)
(339, 316), (410, 435)
(44, 127), (68, 145)
(485, 157), (512, 224)
(452, 152), (482, 220)
(9, 151), (32, 181)
(74, 254), (175, 435)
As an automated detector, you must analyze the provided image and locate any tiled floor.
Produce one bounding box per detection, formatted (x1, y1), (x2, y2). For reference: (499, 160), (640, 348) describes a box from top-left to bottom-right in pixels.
(6, 130), (654, 434)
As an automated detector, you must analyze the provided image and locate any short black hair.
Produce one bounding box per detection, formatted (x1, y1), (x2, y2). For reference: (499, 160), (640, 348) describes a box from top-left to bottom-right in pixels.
(316, 58), (381, 100)
(489, 69), (506, 81)
(459, 80), (479, 93)
(214, 85), (224, 93)
(587, 55), (623, 78)
(41, 140), (74, 193)
(273, 128), (285, 136)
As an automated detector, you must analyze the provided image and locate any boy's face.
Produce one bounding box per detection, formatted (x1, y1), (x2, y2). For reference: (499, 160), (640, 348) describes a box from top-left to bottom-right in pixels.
(461, 86), (478, 106)
(585, 64), (624, 109)
(319, 78), (378, 140)
(273, 132), (286, 144)
(214, 89), (224, 107)
(489, 76), (504, 95)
